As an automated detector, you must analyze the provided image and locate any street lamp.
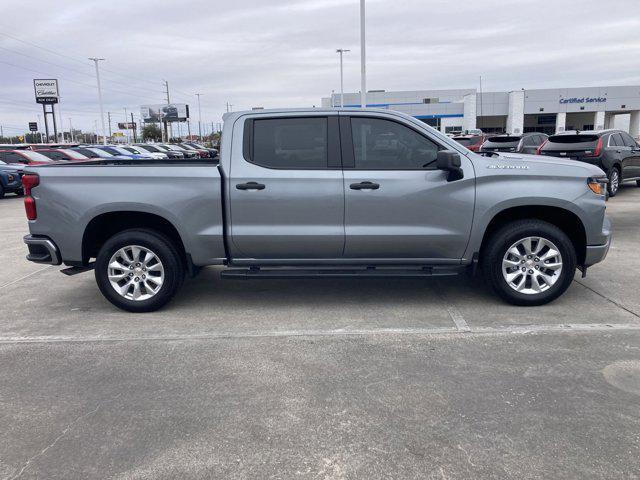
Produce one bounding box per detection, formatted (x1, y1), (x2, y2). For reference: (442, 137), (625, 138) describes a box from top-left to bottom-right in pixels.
(89, 57), (107, 145)
(360, 0), (366, 108)
(196, 93), (203, 141)
(336, 49), (350, 107)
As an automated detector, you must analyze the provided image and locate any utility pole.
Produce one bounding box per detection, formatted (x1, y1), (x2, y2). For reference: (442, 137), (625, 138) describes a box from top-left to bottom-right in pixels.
(195, 93), (203, 141)
(107, 112), (112, 138)
(131, 112), (137, 143)
(359, 0), (367, 108)
(226, 102), (233, 113)
(336, 49), (350, 107)
(163, 80), (171, 141)
(123, 107), (128, 143)
(68, 118), (74, 142)
(89, 57), (107, 145)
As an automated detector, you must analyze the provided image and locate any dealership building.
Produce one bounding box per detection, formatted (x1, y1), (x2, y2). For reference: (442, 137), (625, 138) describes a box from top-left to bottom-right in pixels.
(322, 85), (640, 137)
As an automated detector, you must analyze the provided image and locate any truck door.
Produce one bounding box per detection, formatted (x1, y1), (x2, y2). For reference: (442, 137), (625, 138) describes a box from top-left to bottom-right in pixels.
(341, 114), (475, 260)
(229, 115), (344, 259)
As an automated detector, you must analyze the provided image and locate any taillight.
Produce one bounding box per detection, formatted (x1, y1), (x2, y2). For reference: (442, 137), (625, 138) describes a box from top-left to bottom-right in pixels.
(536, 140), (548, 155)
(586, 138), (603, 157)
(22, 174), (39, 220)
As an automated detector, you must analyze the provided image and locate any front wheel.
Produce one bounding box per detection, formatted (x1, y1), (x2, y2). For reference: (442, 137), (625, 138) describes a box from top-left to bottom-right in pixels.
(95, 229), (185, 312)
(482, 220), (576, 306)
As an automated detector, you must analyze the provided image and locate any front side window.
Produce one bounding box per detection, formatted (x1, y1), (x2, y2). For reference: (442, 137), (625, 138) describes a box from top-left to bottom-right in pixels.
(351, 117), (440, 169)
(251, 117), (327, 169)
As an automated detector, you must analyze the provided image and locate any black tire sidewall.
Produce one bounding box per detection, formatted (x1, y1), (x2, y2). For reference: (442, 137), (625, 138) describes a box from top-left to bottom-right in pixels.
(95, 229), (184, 312)
(482, 220), (576, 306)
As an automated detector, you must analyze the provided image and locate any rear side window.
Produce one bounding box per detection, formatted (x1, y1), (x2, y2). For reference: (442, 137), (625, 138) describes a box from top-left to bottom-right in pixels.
(3, 152), (25, 164)
(350, 117), (440, 169)
(621, 132), (638, 148)
(249, 117), (328, 169)
(608, 134), (621, 147)
(40, 151), (67, 160)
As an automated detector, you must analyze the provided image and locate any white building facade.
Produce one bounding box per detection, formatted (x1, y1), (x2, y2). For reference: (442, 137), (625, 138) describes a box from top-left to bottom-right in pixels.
(322, 85), (640, 138)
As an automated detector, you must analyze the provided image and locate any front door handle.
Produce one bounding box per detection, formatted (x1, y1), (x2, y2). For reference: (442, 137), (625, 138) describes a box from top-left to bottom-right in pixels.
(236, 182), (265, 190)
(350, 181), (380, 190)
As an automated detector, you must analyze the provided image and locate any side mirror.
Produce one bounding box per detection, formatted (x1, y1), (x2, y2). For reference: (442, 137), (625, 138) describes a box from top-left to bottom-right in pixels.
(436, 150), (464, 182)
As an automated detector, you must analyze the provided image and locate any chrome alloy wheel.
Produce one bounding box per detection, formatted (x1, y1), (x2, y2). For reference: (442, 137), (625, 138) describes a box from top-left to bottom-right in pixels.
(107, 245), (164, 301)
(501, 236), (563, 295)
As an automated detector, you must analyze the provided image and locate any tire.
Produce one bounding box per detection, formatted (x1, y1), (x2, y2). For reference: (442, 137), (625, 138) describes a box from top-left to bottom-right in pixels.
(636, 180), (640, 187)
(481, 219), (576, 306)
(607, 166), (620, 197)
(95, 229), (185, 312)
(15, 189), (24, 197)
(0, 185), (4, 199)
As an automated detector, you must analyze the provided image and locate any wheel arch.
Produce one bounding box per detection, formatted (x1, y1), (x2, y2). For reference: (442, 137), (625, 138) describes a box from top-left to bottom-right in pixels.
(82, 211), (188, 266)
(478, 205), (587, 266)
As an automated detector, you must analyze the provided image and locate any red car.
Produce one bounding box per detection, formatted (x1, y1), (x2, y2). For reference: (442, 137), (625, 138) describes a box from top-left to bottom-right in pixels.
(32, 148), (90, 162)
(452, 134), (487, 152)
(0, 149), (55, 165)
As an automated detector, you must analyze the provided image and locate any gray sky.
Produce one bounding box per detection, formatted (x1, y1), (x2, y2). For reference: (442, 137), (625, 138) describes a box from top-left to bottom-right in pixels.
(1, 0), (639, 135)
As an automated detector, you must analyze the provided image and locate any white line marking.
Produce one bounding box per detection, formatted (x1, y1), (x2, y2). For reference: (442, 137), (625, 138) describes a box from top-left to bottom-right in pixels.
(0, 265), (53, 290)
(0, 323), (638, 344)
(445, 304), (470, 332)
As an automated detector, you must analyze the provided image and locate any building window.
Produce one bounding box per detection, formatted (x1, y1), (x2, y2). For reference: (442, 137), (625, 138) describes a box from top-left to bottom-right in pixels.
(580, 106), (585, 111)
(583, 124), (594, 131)
(422, 98), (439, 104)
(539, 108), (544, 112)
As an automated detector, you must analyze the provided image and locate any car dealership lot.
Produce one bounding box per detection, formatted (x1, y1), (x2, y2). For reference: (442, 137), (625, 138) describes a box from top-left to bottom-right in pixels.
(1, 191), (639, 478)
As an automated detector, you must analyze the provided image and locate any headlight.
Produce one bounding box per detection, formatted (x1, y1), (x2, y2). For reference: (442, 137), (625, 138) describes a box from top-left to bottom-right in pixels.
(587, 177), (607, 196)
(7, 174), (14, 182)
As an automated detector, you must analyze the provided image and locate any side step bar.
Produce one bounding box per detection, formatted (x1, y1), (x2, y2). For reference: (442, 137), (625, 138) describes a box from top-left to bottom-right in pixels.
(221, 266), (462, 279)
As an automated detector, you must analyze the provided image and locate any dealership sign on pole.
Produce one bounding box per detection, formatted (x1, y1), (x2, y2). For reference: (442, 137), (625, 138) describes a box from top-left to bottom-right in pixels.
(33, 79), (59, 104)
(28, 122), (38, 132)
(141, 104), (190, 123)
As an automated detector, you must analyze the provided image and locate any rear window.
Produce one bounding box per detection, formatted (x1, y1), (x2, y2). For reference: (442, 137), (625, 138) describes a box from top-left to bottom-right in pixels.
(543, 134), (598, 151)
(486, 136), (521, 144)
(452, 136), (481, 147)
(21, 151), (53, 162)
(250, 117), (328, 169)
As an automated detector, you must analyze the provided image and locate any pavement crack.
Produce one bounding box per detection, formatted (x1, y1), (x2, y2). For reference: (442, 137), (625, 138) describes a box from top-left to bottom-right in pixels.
(573, 279), (640, 320)
(8, 403), (101, 479)
(0, 265), (53, 290)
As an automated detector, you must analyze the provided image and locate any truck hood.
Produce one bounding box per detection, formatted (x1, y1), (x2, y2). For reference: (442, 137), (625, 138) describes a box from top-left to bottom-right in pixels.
(486, 152), (606, 178)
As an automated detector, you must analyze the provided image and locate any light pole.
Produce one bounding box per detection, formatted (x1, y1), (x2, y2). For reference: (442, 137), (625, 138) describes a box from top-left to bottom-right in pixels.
(360, 0), (366, 108)
(336, 49), (350, 107)
(123, 107), (128, 143)
(68, 118), (73, 142)
(89, 57), (107, 145)
(196, 93), (203, 141)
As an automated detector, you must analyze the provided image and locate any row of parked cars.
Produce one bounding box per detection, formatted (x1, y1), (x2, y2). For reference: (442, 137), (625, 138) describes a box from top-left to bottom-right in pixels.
(452, 129), (640, 196)
(0, 141), (217, 198)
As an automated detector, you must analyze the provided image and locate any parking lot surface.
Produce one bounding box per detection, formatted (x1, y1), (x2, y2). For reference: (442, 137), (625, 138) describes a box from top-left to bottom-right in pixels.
(1, 189), (639, 479)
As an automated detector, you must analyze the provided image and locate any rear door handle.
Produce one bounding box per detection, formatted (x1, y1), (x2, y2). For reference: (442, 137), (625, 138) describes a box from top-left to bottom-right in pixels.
(236, 182), (265, 190)
(350, 181), (380, 190)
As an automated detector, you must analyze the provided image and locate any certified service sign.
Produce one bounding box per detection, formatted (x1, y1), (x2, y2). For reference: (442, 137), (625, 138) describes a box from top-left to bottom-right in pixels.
(33, 79), (59, 104)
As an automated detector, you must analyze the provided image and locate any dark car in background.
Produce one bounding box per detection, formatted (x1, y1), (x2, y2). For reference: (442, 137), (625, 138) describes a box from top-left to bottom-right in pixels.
(538, 130), (640, 196)
(480, 132), (548, 155)
(34, 149), (90, 162)
(452, 134), (487, 152)
(0, 160), (24, 198)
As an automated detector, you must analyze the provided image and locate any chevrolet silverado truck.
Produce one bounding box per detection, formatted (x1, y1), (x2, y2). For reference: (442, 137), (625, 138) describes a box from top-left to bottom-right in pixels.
(21, 108), (611, 312)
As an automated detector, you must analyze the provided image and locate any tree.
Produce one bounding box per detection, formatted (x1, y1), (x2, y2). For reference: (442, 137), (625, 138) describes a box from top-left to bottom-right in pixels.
(142, 124), (162, 142)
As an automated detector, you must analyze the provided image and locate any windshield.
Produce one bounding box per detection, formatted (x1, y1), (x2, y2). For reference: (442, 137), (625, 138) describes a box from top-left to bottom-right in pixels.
(60, 149), (88, 160)
(139, 145), (159, 152)
(21, 151), (54, 162)
(88, 148), (114, 157)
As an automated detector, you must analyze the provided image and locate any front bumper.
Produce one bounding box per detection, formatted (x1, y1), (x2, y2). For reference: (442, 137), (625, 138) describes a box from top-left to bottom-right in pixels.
(23, 235), (61, 265)
(584, 216), (612, 267)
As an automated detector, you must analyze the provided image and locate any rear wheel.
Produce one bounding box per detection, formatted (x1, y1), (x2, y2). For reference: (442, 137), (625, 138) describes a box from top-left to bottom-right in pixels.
(636, 180), (640, 187)
(95, 229), (185, 312)
(0, 185), (4, 199)
(482, 219), (576, 306)
(608, 166), (620, 197)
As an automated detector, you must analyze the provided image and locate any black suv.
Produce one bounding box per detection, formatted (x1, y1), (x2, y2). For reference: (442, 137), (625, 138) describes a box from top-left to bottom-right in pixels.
(480, 132), (548, 155)
(538, 130), (640, 196)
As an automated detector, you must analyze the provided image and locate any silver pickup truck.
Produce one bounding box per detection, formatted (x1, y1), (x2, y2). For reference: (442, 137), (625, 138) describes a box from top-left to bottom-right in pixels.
(21, 108), (611, 312)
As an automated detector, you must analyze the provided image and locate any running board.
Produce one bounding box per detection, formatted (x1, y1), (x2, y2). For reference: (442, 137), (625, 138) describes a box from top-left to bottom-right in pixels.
(221, 266), (462, 279)
(60, 262), (95, 276)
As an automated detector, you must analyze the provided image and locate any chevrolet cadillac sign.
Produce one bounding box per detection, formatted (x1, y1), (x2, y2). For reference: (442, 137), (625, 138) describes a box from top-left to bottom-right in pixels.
(33, 79), (59, 104)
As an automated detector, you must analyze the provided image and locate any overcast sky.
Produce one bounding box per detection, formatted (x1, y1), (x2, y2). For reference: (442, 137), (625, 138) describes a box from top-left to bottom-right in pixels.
(1, 0), (639, 136)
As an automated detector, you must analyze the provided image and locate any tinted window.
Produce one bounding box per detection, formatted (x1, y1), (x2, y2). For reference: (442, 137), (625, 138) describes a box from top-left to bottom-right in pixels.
(74, 148), (100, 158)
(3, 153), (25, 164)
(608, 134), (621, 147)
(620, 132), (637, 148)
(522, 136), (536, 147)
(486, 136), (522, 144)
(252, 117), (327, 169)
(351, 117), (439, 169)
(452, 135), (482, 147)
